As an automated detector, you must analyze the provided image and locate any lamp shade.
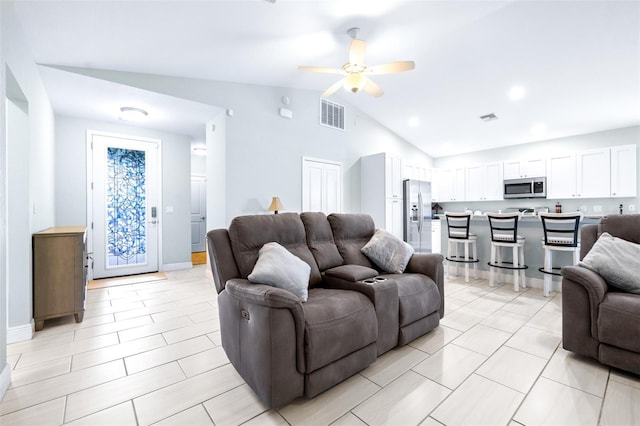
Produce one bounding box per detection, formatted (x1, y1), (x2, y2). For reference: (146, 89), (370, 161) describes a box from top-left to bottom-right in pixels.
(268, 197), (284, 213)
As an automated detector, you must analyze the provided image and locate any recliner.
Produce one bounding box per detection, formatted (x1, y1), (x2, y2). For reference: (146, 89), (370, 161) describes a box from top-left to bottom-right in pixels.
(207, 212), (444, 408)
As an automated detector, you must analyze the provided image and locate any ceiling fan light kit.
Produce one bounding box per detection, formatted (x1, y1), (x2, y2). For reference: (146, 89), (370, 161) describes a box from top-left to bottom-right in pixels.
(299, 27), (415, 98)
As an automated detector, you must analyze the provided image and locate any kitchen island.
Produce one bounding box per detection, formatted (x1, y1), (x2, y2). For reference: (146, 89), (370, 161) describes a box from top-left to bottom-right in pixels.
(437, 214), (602, 291)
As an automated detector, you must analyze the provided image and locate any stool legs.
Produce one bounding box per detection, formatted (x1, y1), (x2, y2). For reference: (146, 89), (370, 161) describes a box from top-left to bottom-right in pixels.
(489, 244), (496, 286)
(464, 241), (470, 283)
(519, 245), (526, 289)
(472, 242), (478, 279)
(543, 247), (552, 297)
(512, 245), (519, 292)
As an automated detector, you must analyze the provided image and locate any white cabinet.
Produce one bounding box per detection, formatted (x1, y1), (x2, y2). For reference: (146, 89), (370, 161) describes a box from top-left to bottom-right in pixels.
(403, 163), (430, 182)
(437, 167), (465, 202)
(577, 148), (610, 198)
(547, 153), (576, 199)
(430, 169), (442, 202)
(611, 144), (637, 197)
(361, 153), (404, 239)
(385, 198), (404, 238)
(385, 155), (403, 199)
(431, 220), (441, 254)
(547, 148), (611, 199)
(503, 158), (546, 179)
(465, 162), (503, 201)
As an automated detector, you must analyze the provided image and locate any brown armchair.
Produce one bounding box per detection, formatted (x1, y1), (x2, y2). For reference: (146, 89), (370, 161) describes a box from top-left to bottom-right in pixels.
(561, 214), (640, 374)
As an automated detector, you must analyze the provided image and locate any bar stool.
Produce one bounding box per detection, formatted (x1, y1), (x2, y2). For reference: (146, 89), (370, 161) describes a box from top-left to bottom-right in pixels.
(486, 212), (527, 291)
(444, 211), (479, 282)
(538, 211), (583, 297)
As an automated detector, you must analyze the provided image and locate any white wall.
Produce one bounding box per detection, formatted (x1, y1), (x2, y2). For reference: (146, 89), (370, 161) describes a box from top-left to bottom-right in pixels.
(53, 68), (433, 225)
(435, 126), (640, 215)
(1, 0), (57, 395)
(0, 0), (8, 399)
(54, 115), (193, 268)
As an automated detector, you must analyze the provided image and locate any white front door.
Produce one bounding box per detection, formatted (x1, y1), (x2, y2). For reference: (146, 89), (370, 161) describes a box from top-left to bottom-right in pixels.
(191, 176), (206, 252)
(89, 131), (160, 279)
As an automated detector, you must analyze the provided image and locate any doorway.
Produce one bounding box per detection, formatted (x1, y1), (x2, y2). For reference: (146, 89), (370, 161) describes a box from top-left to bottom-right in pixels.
(302, 157), (343, 213)
(191, 176), (207, 265)
(88, 131), (161, 279)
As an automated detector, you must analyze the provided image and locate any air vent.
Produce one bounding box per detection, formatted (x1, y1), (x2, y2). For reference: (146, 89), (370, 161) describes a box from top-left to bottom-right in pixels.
(320, 99), (345, 130)
(480, 113), (498, 122)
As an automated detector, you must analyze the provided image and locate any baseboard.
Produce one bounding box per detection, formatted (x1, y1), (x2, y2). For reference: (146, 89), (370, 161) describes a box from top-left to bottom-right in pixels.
(161, 262), (193, 272)
(0, 363), (11, 400)
(7, 320), (34, 344)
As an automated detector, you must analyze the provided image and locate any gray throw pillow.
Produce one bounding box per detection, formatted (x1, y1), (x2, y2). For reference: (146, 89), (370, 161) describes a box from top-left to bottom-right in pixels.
(579, 232), (640, 294)
(248, 242), (310, 302)
(361, 228), (415, 274)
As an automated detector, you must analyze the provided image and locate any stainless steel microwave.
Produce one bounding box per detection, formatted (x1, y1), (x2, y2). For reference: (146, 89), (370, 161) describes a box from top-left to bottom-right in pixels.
(503, 177), (547, 199)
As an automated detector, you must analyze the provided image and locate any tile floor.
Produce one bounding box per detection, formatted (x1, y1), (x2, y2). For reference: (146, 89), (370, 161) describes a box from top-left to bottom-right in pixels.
(2, 266), (639, 425)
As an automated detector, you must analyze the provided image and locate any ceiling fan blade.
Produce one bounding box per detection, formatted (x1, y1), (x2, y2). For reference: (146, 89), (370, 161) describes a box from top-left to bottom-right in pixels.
(321, 79), (345, 98)
(298, 66), (343, 74)
(368, 61), (415, 75)
(363, 78), (384, 98)
(349, 39), (366, 65)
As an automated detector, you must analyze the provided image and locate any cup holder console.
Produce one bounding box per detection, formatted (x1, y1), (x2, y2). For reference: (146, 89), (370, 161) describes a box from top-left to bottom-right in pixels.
(361, 277), (387, 285)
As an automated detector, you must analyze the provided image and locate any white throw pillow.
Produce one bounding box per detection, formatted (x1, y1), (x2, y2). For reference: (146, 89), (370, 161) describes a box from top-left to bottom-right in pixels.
(248, 242), (311, 302)
(361, 228), (415, 274)
(579, 232), (640, 294)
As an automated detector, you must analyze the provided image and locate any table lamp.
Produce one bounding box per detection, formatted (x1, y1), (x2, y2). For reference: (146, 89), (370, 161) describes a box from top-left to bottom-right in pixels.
(268, 197), (284, 214)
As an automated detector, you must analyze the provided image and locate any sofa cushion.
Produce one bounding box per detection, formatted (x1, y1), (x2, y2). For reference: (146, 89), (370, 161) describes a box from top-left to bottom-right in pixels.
(379, 273), (441, 327)
(361, 228), (414, 274)
(228, 213), (322, 287)
(327, 213), (376, 268)
(579, 232), (640, 294)
(248, 242), (311, 302)
(598, 292), (640, 353)
(302, 288), (377, 373)
(300, 212), (344, 271)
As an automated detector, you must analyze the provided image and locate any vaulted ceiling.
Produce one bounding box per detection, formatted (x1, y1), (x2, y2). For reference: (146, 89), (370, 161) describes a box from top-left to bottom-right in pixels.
(10, 0), (640, 157)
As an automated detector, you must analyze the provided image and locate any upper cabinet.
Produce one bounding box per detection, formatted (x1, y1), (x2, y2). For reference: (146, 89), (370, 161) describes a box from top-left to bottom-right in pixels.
(547, 148), (614, 199)
(610, 144), (637, 198)
(503, 158), (546, 179)
(437, 167), (465, 202)
(384, 154), (403, 199)
(466, 162), (503, 201)
(402, 163), (430, 182)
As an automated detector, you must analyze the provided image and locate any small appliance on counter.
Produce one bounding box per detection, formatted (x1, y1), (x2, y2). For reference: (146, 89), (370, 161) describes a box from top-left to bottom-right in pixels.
(505, 207), (536, 216)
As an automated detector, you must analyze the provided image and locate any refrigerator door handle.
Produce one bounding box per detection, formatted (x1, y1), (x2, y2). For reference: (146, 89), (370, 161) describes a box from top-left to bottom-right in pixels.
(417, 192), (423, 233)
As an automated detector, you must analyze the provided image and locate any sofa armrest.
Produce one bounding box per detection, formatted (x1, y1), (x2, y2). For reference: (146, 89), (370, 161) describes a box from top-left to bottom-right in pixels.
(406, 253), (445, 318)
(322, 274), (399, 355)
(561, 265), (608, 339)
(225, 278), (306, 373)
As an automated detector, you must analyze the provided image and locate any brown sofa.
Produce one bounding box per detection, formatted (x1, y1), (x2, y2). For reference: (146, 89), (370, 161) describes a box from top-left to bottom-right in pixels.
(207, 212), (444, 408)
(561, 214), (640, 374)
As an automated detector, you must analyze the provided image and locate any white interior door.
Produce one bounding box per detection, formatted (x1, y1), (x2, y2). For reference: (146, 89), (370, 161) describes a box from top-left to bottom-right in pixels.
(191, 176), (206, 252)
(89, 132), (160, 279)
(302, 157), (343, 214)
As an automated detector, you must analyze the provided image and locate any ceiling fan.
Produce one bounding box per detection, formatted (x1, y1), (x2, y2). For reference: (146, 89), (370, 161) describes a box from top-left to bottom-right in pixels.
(298, 28), (415, 98)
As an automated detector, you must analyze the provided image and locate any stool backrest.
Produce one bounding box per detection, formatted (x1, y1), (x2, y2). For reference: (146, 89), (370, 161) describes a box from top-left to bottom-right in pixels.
(486, 212), (521, 243)
(445, 211), (473, 239)
(538, 211), (583, 247)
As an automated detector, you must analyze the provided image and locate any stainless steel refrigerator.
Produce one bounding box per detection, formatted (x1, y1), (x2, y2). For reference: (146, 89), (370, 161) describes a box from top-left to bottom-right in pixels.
(403, 179), (432, 253)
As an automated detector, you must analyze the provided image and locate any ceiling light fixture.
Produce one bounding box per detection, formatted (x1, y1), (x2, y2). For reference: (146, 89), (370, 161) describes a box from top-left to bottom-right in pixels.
(508, 86), (526, 101)
(119, 107), (148, 122)
(192, 145), (207, 156)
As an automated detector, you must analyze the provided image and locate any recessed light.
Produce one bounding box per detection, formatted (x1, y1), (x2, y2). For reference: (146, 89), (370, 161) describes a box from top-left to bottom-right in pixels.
(508, 86), (526, 101)
(408, 117), (420, 128)
(119, 107), (148, 122)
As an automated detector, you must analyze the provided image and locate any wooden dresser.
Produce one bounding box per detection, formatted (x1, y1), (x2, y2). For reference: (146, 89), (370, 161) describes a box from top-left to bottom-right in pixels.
(33, 227), (87, 331)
